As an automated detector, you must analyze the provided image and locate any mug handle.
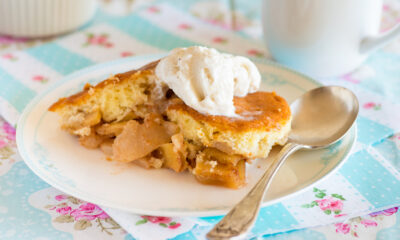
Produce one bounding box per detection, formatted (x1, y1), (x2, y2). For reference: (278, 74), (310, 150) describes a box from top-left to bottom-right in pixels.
(360, 23), (400, 53)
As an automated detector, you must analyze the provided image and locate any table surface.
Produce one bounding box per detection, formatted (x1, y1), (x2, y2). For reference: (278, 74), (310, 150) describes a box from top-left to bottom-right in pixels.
(0, 0), (400, 239)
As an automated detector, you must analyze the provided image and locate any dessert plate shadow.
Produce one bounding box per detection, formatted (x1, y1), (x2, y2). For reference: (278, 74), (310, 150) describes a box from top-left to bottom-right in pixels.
(17, 54), (356, 217)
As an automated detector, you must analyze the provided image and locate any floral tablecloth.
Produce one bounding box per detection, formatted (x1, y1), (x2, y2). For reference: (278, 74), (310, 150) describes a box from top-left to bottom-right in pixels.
(0, 0), (400, 239)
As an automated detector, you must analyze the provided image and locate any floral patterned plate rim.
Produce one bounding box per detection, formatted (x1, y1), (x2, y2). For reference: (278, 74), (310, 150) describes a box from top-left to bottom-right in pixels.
(17, 54), (356, 217)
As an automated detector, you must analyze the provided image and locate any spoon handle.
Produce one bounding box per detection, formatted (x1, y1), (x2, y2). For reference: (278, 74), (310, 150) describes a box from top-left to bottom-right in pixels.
(206, 143), (302, 240)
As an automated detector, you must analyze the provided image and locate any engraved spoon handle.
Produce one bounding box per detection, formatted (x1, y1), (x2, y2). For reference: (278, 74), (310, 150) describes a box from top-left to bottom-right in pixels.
(207, 142), (303, 240)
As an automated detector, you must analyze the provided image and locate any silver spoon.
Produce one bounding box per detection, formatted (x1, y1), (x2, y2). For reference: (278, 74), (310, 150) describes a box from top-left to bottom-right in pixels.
(207, 86), (359, 240)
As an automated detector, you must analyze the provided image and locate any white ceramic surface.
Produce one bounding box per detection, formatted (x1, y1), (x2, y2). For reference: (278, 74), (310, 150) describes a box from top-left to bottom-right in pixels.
(262, 0), (400, 77)
(0, 0), (97, 38)
(17, 54), (356, 217)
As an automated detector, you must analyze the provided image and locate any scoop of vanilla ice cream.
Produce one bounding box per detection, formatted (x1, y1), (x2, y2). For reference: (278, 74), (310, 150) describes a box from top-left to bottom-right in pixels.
(155, 46), (261, 117)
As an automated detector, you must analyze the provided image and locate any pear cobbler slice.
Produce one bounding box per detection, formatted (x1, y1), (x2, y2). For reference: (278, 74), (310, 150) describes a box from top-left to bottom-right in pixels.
(49, 47), (291, 189)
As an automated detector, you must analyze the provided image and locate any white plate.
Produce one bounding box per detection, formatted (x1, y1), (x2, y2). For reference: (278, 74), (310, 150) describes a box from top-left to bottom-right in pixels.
(17, 54), (356, 217)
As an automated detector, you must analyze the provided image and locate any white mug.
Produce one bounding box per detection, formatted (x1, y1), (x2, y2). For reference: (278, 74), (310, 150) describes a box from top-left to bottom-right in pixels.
(262, 0), (400, 77)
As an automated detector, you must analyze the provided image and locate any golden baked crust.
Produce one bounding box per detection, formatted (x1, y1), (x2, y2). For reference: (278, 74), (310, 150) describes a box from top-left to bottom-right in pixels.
(167, 92), (291, 132)
(49, 61), (159, 111)
(166, 92), (291, 159)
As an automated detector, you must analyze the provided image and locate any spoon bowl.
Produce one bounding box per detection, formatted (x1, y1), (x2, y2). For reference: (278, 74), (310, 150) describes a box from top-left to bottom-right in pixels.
(207, 86), (359, 240)
(289, 86), (359, 147)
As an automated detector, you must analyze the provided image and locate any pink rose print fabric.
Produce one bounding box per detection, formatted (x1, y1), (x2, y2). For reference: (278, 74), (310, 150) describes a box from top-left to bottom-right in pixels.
(32, 75), (49, 84)
(332, 207), (399, 237)
(83, 33), (114, 48)
(0, 122), (16, 160)
(136, 215), (182, 229)
(335, 223), (351, 234)
(45, 194), (120, 233)
(301, 188), (346, 217)
(370, 207), (399, 217)
(363, 102), (382, 110)
(2, 53), (18, 61)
